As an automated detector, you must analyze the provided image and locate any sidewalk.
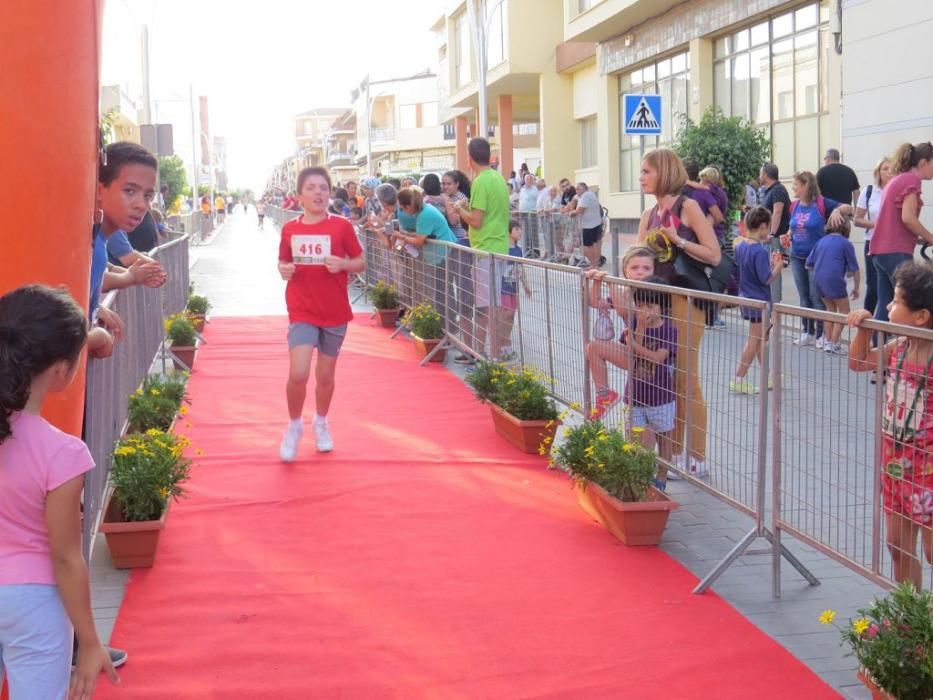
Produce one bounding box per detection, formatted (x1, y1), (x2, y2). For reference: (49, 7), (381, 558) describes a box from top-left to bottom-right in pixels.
(90, 208), (881, 698)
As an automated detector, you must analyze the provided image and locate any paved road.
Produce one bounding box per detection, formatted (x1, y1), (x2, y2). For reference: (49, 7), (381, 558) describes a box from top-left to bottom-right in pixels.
(93, 209), (893, 698)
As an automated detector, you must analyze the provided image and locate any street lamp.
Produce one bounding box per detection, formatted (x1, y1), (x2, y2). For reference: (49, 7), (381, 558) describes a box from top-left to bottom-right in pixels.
(466, 0), (505, 141)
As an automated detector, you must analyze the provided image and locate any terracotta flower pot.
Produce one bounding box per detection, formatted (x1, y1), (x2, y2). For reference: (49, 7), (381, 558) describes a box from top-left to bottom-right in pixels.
(413, 334), (445, 363)
(99, 489), (171, 569)
(574, 480), (678, 545)
(376, 308), (399, 328)
(171, 340), (199, 371)
(857, 670), (895, 700)
(488, 403), (559, 454)
(188, 313), (206, 333)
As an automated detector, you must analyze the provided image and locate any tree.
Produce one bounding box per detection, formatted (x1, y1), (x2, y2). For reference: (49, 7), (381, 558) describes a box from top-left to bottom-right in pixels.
(157, 156), (189, 211)
(673, 107), (771, 211)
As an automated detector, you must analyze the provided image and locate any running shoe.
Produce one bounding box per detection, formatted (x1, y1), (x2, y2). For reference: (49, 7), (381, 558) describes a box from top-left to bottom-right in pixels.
(590, 389), (621, 420)
(815, 336), (827, 350)
(729, 379), (759, 395)
(279, 423), (303, 462)
(313, 419), (333, 453)
(793, 332), (814, 347)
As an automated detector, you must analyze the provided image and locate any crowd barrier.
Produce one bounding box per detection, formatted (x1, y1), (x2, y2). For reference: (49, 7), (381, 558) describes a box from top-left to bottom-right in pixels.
(82, 234), (190, 558)
(266, 205), (932, 595)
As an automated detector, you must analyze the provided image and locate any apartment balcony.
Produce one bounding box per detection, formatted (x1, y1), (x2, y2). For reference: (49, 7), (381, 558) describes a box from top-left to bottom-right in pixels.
(370, 127), (396, 144)
(563, 0), (682, 43)
(327, 151), (357, 166)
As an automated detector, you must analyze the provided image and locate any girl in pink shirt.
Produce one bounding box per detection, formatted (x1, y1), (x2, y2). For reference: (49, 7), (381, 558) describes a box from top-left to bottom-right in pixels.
(0, 286), (117, 699)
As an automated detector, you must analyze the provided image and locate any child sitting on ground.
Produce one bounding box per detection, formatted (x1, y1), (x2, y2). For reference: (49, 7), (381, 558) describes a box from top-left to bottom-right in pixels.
(808, 217), (860, 354)
(585, 246), (657, 419)
(622, 277), (677, 489)
(847, 261), (933, 589)
(731, 207), (783, 394)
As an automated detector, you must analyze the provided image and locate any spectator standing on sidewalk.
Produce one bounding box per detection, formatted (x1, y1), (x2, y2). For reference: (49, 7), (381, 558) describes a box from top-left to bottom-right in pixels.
(853, 157), (893, 315)
(759, 163), (791, 303)
(868, 142), (933, 320)
(0, 286), (119, 700)
(817, 148), (860, 207)
(442, 170), (476, 363)
(455, 137), (510, 361)
(571, 182), (603, 269)
(277, 166), (365, 462)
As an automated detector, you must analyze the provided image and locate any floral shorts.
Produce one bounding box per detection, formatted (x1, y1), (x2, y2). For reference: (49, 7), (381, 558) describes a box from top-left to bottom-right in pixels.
(882, 467), (933, 526)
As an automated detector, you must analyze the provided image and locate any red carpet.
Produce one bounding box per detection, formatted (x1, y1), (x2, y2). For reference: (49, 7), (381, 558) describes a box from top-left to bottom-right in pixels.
(97, 315), (837, 699)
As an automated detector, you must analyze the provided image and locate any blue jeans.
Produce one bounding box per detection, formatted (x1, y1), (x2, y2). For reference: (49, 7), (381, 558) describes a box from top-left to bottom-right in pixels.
(789, 255), (824, 337)
(872, 252), (913, 321)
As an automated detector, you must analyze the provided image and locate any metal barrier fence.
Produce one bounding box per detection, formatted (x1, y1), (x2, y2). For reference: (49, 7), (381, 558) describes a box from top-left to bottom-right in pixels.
(82, 234), (190, 558)
(267, 206), (932, 595)
(514, 211), (585, 266)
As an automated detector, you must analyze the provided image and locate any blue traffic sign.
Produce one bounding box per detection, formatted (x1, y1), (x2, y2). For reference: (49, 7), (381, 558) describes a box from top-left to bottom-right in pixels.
(623, 94), (662, 135)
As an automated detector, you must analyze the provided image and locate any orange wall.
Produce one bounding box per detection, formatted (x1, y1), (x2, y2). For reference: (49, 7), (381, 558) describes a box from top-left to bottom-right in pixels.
(0, 0), (105, 438)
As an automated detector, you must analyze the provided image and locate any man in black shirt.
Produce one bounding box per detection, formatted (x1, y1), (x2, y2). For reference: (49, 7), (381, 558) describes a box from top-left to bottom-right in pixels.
(816, 148), (860, 206)
(759, 163), (791, 302)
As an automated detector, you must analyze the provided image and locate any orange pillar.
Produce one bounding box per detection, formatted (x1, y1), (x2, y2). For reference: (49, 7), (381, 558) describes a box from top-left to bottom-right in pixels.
(0, 0), (104, 439)
(455, 116), (469, 173)
(497, 94), (514, 180)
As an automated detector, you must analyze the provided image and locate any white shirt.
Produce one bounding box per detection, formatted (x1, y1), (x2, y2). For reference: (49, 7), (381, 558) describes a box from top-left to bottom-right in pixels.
(857, 184), (884, 240)
(577, 190), (602, 228)
(518, 185), (539, 212)
(535, 189), (552, 212)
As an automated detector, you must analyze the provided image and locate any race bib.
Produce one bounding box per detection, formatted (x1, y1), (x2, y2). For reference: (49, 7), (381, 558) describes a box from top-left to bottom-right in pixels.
(291, 235), (331, 265)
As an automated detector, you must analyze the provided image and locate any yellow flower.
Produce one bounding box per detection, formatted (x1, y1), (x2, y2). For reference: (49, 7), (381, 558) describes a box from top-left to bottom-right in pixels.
(545, 420), (555, 429)
(632, 427), (645, 435)
(590, 408), (600, 417)
(570, 402), (581, 411)
(622, 443), (633, 453)
(146, 428), (163, 437)
(538, 445), (548, 456)
(135, 388), (143, 396)
(818, 610), (836, 625)
(159, 487), (170, 498)
(852, 618), (870, 635)
(150, 389), (161, 396)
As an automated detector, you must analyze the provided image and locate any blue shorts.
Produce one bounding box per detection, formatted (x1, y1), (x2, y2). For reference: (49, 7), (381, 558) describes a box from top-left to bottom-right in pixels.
(0, 584), (73, 700)
(287, 323), (347, 356)
(626, 401), (676, 434)
(815, 280), (847, 301)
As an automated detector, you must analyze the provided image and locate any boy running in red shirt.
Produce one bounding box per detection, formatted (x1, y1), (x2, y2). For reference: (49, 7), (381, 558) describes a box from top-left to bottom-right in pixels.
(277, 167), (365, 460)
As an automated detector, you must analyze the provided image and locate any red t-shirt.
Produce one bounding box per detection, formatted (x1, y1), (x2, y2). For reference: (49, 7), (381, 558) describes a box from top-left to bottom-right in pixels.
(869, 171), (924, 256)
(278, 214), (363, 327)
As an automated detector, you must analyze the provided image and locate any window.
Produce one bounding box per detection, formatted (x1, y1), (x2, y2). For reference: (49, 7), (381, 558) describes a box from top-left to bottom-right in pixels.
(580, 117), (597, 169)
(713, 1), (829, 176)
(454, 12), (471, 89)
(399, 105), (418, 130)
(576, 0), (596, 15)
(482, 0), (507, 68)
(617, 52), (690, 191)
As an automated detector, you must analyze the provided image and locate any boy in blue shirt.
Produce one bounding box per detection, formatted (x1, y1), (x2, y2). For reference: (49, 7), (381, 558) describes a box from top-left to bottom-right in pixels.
(731, 207), (783, 394)
(807, 218), (860, 354)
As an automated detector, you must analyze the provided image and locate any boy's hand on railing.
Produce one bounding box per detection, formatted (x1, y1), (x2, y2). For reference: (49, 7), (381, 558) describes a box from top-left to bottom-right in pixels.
(96, 306), (124, 342)
(846, 309), (872, 328)
(278, 261), (296, 281)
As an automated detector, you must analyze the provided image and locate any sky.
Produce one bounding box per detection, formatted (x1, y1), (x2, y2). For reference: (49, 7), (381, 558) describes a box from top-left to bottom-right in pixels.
(101, 0), (440, 192)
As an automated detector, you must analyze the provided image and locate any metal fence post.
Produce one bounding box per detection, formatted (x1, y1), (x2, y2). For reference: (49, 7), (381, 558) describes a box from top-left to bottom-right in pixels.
(581, 271), (592, 419)
(771, 304), (784, 598)
(488, 253), (500, 361)
(543, 267), (556, 390)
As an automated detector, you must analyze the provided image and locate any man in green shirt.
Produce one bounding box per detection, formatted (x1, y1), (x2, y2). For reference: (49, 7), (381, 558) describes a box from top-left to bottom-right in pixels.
(455, 137), (510, 360)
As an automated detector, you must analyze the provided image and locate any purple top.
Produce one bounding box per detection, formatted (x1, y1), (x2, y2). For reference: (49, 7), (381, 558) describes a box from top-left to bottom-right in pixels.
(736, 241), (772, 303)
(646, 196), (697, 282)
(625, 318), (678, 407)
(708, 183), (729, 240)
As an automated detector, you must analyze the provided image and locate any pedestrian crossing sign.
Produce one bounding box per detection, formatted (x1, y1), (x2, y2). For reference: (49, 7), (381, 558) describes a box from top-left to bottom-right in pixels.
(623, 94), (662, 135)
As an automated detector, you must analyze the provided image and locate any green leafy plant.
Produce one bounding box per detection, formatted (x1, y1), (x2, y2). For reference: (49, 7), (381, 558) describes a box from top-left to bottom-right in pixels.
(674, 106), (771, 213)
(405, 302), (443, 340)
(127, 374), (188, 432)
(186, 294), (210, 315)
(819, 583), (933, 699)
(165, 313), (196, 347)
(465, 360), (559, 422)
(551, 419), (656, 502)
(110, 430), (193, 522)
(371, 280), (399, 311)
(157, 155), (190, 212)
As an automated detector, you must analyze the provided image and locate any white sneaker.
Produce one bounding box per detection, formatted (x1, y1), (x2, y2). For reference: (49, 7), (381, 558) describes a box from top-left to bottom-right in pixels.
(313, 419), (333, 453)
(815, 336), (827, 350)
(689, 458), (710, 478)
(793, 332), (814, 347)
(279, 423), (303, 462)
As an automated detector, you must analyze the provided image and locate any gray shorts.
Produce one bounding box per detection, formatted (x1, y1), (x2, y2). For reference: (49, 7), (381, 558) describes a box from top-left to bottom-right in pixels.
(0, 584), (73, 699)
(473, 258), (508, 308)
(287, 322), (347, 356)
(626, 401), (676, 434)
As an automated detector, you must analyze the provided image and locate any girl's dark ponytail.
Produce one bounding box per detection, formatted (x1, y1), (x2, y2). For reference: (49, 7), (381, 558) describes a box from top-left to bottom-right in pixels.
(0, 285), (87, 445)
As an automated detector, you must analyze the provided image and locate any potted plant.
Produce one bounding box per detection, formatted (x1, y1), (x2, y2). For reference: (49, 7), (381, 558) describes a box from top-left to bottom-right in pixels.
(818, 584), (933, 700)
(465, 360), (560, 453)
(405, 302), (445, 362)
(551, 420), (678, 545)
(100, 429), (193, 568)
(165, 313), (198, 370)
(186, 294), (211, 332)
(126, 373), (189, 433)
(371, 280), (400, 328)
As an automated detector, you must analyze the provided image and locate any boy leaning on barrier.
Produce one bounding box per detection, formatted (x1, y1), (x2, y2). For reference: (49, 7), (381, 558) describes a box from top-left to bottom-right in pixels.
(847, 260), (933, 589)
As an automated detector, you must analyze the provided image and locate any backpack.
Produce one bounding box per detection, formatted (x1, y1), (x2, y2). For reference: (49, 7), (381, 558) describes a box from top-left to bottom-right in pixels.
(863, 185), (874, 218)
(789, 195), (826, 220)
